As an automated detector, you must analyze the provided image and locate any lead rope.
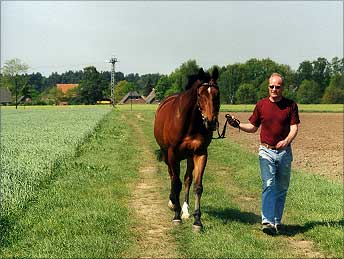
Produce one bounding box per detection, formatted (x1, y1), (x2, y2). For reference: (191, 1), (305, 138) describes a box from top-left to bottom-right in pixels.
(214, 114), (240, 139)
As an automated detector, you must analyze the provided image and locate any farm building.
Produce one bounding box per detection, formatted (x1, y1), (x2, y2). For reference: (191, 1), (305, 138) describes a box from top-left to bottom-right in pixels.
(56, 84), (79, 94)
(145, 88), (158, 104)
(119, 91), (146, 104)
(0, 88), (12, 105)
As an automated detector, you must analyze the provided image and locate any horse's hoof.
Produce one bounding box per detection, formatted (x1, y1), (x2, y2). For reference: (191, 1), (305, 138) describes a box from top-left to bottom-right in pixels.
(172, 219), (182, 225)
(192, 224), (203, 232)
(168, 200), (175, 211)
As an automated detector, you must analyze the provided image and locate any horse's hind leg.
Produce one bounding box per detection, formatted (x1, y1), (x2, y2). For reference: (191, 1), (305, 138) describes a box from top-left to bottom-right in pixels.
(192, 154), (207, 231)
(182, 157), (194, 219)
(167, 150), (182, 223)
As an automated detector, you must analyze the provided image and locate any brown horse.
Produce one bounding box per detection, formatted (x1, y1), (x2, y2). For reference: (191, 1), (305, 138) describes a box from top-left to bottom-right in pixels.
(154, 67), (220, 231)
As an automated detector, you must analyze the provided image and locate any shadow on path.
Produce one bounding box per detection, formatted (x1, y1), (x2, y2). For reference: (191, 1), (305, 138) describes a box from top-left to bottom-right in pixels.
(204, 205), (343, 236)
(204, 205), (260, 225)
(279, 219), (344, 237)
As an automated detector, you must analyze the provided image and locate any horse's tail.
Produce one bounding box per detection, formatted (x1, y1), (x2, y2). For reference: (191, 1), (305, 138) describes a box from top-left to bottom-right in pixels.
(155, 149), (163, 162)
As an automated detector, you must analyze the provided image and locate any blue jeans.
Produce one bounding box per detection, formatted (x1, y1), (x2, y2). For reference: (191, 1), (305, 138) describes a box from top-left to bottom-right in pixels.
(259, 145), (292, 225)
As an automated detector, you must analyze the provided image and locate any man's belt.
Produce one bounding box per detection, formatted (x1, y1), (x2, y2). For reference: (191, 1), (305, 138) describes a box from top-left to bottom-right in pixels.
(260, 143), (277, 150)
(260, 143), (291, 150)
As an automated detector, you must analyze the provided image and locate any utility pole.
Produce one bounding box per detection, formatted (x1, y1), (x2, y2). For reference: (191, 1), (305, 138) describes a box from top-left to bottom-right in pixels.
(107, 56), (118, 107)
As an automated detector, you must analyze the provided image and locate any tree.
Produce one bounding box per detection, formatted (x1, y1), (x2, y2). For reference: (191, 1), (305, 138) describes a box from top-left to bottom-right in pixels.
(77, 66), (103, 104)
(28, 72), (44, 92)
(39, 87), (64, 105)
(114, 80), (135, 102)
(169, 60), (200, 92)
(1, 58), (29, 108)
(143, 78), (153, 96)
(218, 64), (242, 104)
(330, 57), (344, 75)
(1, 58), (29, 77)
(297, 80), (321, 104)
(235, 83), (257, 104)
(295, 61), (313, 86)
(257, 79), (269, 100)
(155, 76), (171, 101)
(164, 82), (180, 97)
(312, 57), (331, 93)
(322, 74), (344, 103)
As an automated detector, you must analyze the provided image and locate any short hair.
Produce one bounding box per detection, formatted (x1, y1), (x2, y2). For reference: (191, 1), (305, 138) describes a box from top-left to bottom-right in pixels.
(269, 73), (284, 84)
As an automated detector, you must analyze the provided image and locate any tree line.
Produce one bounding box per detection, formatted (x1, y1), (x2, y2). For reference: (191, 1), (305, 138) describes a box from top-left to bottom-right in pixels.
(154, 57), (343, 104)
(0, 56), (343, 105)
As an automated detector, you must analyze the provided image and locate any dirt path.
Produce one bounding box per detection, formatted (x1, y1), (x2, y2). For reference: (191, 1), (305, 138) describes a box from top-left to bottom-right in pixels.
(125, 113), (179, 258)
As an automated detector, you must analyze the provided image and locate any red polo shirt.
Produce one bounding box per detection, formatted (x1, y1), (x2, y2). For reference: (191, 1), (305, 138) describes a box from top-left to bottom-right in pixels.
(249, 97), (300, 146)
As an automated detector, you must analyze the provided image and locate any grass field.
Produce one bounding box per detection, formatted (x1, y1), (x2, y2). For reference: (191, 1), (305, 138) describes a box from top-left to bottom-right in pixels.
(0, 105), (111, 214)
(0, 105), (342, 258)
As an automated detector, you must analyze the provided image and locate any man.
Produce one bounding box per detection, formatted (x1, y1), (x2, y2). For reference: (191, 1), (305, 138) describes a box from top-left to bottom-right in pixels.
(228, 73), (300, 235)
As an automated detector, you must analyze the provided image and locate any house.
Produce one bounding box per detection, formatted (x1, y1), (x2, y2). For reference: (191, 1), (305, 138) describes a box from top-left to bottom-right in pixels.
(56, 84), (79, 95)
(0, 88), (12, 105)
(145, 88), (158, 104)
(119, 91), (146, 104)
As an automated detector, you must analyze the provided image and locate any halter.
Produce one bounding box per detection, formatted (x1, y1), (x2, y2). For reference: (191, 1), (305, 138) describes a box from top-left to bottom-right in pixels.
(197, 82), (219, 128)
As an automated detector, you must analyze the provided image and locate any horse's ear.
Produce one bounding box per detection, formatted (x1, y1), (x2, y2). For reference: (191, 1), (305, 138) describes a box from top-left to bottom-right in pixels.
(212, 67), (219, 82)
(198, 68), (205, 79)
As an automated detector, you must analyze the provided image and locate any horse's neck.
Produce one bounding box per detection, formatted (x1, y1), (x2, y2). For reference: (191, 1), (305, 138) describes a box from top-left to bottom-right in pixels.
(177, 86), (198, 116)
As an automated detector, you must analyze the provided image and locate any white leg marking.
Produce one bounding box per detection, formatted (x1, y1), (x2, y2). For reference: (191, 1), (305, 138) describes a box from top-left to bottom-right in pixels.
(168, 200), (175, 210)
(181, 202), (190, 219)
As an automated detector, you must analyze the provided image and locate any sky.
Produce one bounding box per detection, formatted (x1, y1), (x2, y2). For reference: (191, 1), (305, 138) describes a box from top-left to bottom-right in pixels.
(1, 1), (343, 76)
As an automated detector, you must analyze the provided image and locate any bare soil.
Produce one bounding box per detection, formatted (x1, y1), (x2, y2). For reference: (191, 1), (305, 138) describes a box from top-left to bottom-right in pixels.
(218, 112), (343, 182)
(125, 113), (179, 258)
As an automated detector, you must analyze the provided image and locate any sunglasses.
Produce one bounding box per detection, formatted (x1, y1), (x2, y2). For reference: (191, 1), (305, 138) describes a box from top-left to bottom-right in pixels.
(269, 85), (281, 90)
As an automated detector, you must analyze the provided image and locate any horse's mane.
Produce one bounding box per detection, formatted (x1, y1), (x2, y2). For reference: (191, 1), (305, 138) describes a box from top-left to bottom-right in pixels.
(184, 70), (211, 90)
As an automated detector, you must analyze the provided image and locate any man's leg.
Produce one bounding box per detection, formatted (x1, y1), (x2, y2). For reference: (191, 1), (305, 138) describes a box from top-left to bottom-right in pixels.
(259, 146), (277, 225)
(274, 146), (292, 225)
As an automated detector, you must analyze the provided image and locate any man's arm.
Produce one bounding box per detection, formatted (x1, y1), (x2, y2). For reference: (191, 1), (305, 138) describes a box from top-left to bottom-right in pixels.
(275, 124), (299, 149)
(239, 122), (259, 133)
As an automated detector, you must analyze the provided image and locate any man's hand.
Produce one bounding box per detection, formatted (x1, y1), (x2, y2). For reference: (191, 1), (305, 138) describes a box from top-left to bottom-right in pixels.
(276, 139), (289, 149)
(226, 114), (240, 128)
(276, 124), (298, 149)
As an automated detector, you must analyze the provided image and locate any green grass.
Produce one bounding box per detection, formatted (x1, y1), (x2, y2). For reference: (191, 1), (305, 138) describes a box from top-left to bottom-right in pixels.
(297, 104), (343, 112)
(0, 110), (141, 257)
(1, 106), (342, 258)
(0, 105), (111, 214)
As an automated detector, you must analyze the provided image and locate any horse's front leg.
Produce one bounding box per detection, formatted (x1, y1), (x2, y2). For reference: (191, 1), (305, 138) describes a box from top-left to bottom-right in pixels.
(192, 153), (207, 232)
(182, 157), (194, 220)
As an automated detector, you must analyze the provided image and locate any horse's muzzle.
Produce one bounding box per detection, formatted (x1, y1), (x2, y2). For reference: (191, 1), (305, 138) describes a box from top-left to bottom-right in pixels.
(204, 120), (217, 131)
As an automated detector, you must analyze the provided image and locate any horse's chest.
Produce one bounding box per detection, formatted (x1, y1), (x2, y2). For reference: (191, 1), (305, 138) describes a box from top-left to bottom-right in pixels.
(180, 135), (207, 152)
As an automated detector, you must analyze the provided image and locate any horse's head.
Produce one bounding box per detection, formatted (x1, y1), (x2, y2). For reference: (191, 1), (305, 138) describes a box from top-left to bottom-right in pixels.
(197, 67), (220, 131)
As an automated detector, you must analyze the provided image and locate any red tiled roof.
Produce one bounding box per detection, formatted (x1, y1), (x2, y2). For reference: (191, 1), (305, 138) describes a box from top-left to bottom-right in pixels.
(56, 84), (79, 94)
